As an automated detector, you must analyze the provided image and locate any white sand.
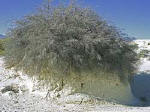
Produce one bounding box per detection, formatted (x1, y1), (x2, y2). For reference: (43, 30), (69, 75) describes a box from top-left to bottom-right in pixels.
(134, 39), (150, 72)
(134, 39), (150, 51)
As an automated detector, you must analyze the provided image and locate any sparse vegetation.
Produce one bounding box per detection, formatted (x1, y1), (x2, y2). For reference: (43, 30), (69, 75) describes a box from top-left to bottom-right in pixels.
(139, 49), (150, 58)
(0, 40), (4, 55)
(5, 2), (139, 83)
(0, 38), (9, 55)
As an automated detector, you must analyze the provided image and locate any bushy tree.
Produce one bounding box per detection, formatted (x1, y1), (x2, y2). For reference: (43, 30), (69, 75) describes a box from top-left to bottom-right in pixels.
(5, 2), (139, 82)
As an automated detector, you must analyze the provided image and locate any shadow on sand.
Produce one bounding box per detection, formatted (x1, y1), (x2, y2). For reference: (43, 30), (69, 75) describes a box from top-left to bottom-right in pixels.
(131, 72), (150, 106)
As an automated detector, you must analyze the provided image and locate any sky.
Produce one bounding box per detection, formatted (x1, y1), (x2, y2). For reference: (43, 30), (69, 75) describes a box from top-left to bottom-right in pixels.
(0, 0), (150, 39)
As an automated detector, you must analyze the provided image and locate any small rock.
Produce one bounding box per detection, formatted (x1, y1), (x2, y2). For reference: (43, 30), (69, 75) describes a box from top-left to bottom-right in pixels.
(14, 100), (19, 104)
(1, 84), (19, 93)
(20, 85), (29, 93)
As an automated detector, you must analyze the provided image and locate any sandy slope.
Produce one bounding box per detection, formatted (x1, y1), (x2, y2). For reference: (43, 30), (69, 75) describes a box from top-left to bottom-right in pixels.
(0, 40), (150, 112)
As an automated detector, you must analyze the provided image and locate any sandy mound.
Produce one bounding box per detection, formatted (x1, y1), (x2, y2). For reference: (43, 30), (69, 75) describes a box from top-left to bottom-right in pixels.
(51, 72), (138, 105)
(1, 55), (150, 111)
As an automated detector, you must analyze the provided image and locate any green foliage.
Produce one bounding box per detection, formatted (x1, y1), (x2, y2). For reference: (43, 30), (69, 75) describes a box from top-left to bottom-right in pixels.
(139, 49), (150, 58)
(5, 3), (139, 82)
(0, 38), (9, 55)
